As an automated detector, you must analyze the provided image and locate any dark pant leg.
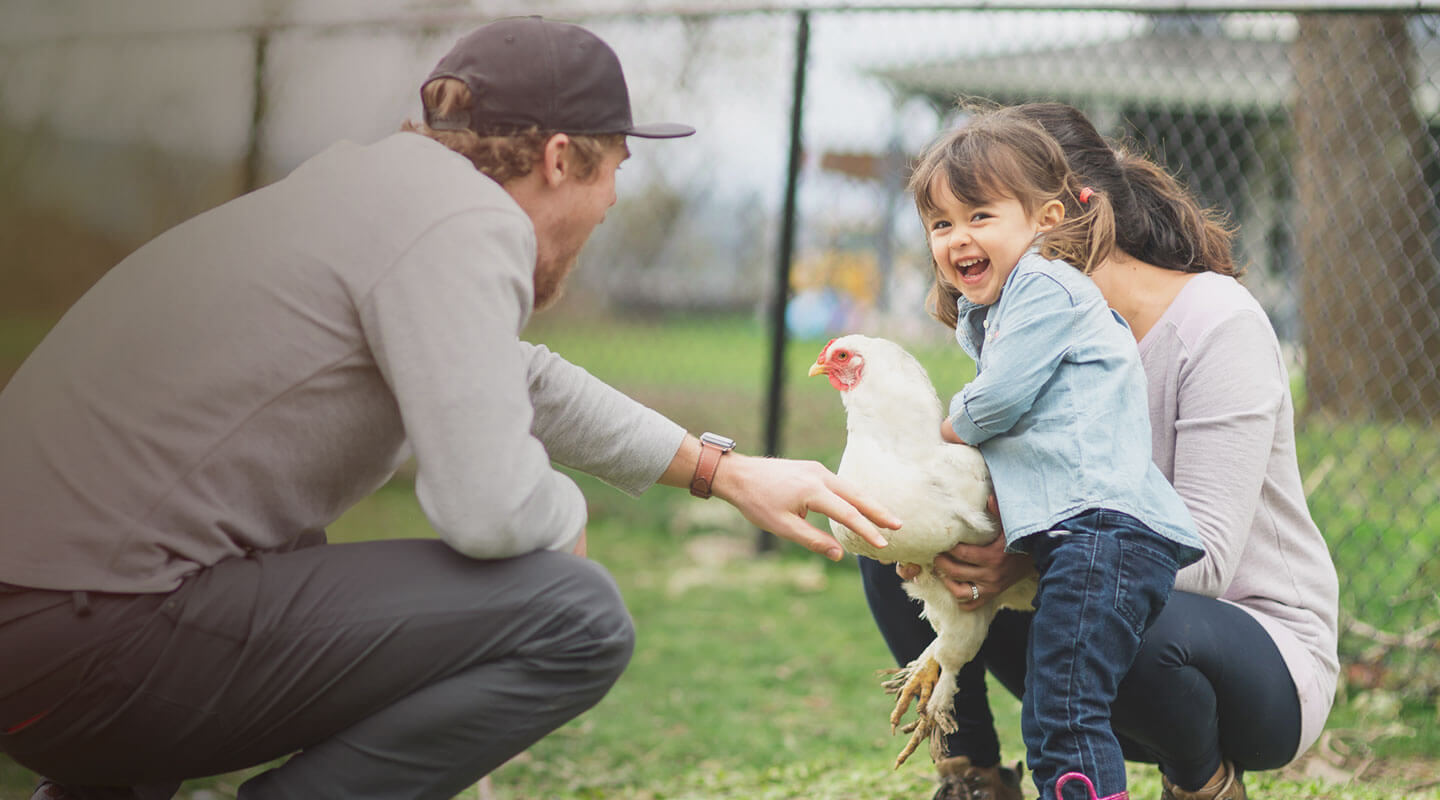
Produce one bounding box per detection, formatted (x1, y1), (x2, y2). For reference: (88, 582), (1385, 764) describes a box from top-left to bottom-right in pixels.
(1111, 591), (1302, 790)
(860, 555), (1305, 790)
(0, 540), (635, 800)
(1021, 517), (1179, 800)
(858, 556), (1028, 767)
(0, 587), (182, 800)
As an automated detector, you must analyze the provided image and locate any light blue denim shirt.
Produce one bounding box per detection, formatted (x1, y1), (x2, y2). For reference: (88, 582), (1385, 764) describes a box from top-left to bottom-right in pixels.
(949, 250), (1203, 562)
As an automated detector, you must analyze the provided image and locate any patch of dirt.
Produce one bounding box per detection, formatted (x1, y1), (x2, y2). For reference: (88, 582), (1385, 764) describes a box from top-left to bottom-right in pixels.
(1278, 732), (1440, 793)
(665, 534), (829, 597)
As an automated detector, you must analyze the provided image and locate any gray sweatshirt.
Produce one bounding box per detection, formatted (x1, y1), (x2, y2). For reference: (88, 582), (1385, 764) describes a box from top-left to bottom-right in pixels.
(1140, 271), (1340, 761)
(0, 133), (686, 593)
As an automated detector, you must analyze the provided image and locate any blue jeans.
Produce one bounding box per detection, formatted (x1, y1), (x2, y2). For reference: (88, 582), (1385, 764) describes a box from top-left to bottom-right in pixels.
(1021, 510), (1181, 800)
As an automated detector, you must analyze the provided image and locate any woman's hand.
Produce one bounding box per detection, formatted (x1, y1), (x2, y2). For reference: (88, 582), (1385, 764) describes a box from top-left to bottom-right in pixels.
(897, 495), (1030, 610)
(713, 453), (902, 561)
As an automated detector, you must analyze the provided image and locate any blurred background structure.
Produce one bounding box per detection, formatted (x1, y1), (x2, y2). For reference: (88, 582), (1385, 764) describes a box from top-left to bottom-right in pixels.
(3, 0), (1439, 732)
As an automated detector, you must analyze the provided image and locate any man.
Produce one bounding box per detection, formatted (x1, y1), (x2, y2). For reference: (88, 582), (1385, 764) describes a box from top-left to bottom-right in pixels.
(0, 17), (897, 800)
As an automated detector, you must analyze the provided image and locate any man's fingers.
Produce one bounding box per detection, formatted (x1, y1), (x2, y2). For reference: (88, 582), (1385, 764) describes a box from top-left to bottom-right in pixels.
(806, 492), (890, 550)
(826, 474), (903, 531)
(768, 516), (844, 561)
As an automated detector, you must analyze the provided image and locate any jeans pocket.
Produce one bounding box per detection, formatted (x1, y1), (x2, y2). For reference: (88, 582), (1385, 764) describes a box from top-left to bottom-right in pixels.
(1114, 540), (1178, 636)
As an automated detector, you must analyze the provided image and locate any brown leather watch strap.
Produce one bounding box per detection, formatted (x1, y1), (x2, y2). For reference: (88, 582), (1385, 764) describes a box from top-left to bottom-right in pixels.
(689, 433), (734, 499)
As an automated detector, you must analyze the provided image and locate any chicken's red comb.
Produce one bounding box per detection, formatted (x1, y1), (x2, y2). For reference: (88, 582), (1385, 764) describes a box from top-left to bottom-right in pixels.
(818, 337), (837, 362)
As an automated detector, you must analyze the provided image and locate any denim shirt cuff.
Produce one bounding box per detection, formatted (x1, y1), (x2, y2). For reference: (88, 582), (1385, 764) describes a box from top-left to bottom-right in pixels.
(948, 392), (993, 445)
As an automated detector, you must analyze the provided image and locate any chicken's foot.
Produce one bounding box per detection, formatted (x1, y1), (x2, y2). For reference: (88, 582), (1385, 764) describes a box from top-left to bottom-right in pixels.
(893, 715), (933, 769)
(881, 655), (942, 768)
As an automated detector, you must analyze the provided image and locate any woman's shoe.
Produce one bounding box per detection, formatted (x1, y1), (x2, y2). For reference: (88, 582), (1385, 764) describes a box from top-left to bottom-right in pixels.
(933, 755), (1024, 800)
(1160, 761), (1246, 800)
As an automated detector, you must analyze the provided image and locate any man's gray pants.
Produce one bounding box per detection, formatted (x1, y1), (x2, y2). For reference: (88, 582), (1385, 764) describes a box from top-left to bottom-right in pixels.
(0, 539), (635, 799)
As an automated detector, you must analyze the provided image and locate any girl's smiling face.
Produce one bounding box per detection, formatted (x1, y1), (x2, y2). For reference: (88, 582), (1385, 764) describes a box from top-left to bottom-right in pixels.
(925, 175), (1063, 307)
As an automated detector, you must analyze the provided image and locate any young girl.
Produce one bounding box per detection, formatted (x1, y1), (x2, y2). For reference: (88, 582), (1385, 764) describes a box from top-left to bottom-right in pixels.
(911, 106), (1205, 800)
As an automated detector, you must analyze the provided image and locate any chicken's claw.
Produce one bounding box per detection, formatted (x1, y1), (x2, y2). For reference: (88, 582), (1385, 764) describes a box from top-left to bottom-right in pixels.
(884, 656), (940, 732)
(881, 656), (943, 768)
(893, 713), (933, 769)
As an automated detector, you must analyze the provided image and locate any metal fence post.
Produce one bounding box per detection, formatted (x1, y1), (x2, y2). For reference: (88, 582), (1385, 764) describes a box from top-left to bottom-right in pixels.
(242, 26), (270, 195)
(758, 9), (811, 552)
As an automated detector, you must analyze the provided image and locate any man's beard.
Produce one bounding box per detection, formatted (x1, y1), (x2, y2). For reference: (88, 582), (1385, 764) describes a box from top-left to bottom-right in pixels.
(533, 253), (577, 312)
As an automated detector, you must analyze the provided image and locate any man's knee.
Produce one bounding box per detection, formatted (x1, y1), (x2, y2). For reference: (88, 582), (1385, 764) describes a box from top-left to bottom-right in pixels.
(532, 554), (635, 678)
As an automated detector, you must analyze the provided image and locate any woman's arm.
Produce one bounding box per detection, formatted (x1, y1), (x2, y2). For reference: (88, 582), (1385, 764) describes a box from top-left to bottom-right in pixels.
(1167, 310), (1284, 595)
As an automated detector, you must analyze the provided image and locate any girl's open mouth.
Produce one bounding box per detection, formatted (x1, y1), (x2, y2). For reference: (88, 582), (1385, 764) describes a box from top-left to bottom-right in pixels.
(957, 258), (990, 283)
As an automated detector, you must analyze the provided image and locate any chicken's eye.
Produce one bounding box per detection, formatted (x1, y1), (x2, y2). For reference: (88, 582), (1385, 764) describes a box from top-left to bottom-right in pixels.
(837, 351), (849, 361)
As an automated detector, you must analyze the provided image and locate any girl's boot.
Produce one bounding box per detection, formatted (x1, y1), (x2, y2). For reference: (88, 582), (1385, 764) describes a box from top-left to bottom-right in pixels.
(1160, 761), (1246, 800)
(1054, 771), (1128, 800)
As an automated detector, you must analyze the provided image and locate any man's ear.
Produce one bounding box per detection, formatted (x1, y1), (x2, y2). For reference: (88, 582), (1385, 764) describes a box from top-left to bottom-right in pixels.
(1036, 198), (1065, 231)
(539, 133), (573, 188)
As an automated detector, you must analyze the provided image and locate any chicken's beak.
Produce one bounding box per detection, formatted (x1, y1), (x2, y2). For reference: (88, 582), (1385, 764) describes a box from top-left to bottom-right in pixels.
(808, 361), (827, 377)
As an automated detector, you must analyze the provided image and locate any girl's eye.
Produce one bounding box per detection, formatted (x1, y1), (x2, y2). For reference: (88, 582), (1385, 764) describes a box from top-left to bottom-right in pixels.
(930, 219), (951, 232)
(971, 212), (991, 222)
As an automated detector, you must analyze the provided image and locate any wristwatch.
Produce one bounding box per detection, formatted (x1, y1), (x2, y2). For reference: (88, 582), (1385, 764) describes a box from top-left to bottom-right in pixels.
(689, 432), (736, 499)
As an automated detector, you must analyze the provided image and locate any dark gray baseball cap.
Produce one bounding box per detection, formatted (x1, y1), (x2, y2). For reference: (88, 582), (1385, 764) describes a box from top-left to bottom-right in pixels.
(423, 16), (695, 139)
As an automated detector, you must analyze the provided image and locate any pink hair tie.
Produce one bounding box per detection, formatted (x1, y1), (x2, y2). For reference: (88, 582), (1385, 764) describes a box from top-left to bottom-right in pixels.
(1078, 186), (1095, 204)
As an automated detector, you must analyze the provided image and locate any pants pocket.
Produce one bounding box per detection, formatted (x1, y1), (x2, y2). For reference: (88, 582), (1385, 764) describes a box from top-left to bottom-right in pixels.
(1114, 540), (1178, 636)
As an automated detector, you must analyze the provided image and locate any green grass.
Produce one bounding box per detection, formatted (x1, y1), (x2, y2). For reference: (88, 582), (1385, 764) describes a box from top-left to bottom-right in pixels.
(1, 312), (1437, 798)
(10, 477), (1417, 799)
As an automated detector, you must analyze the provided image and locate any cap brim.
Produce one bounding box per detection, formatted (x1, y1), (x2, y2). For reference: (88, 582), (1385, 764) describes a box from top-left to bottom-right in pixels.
(626, 122), (696, 139)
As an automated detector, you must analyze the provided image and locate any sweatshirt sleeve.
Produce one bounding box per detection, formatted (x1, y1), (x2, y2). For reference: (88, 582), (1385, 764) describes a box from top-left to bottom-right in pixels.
(1171, 310), (1284, 595)
(948, 272), (1080, 445)
(520, 341), (686, 496)
(360, 209), (585, 559)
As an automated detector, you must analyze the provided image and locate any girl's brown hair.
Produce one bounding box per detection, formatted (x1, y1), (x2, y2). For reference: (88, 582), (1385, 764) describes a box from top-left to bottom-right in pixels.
(1012, 102), (1238, 278)
(910, 104), (1116, 329)
(402, 78), (625, 185)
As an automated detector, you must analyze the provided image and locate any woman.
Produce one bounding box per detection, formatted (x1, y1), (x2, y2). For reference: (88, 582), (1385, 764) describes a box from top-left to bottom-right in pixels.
(861, 102), (1339, 800)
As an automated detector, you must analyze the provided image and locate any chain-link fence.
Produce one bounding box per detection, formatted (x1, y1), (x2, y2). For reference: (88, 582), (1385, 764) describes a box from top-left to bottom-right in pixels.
(3, 2), (1439, 700)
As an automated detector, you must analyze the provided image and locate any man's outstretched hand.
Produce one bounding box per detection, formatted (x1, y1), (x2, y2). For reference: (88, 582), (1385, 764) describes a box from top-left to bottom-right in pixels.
(712, 453), (901, 561)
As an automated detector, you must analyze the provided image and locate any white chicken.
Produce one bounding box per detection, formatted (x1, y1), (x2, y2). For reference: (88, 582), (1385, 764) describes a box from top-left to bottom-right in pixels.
(809, 334), (1036, 769)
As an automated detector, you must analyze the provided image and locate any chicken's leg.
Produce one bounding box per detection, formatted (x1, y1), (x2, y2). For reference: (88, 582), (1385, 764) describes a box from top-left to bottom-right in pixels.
(881, 644), (955, 769)
(884, 573), (1000, 768)
(884, 654), (939, 734)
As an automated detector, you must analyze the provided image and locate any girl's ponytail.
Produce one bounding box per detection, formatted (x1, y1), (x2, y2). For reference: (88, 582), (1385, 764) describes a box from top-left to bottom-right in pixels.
(1040, 178), (1116, 275)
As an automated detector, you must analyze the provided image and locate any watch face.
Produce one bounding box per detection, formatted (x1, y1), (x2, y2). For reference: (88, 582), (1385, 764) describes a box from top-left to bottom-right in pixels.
(700, 432), (736, 450)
